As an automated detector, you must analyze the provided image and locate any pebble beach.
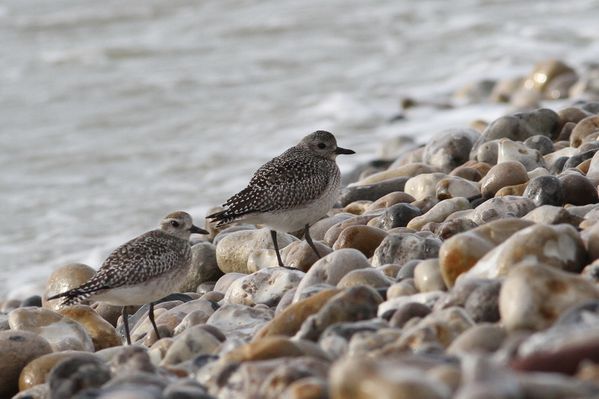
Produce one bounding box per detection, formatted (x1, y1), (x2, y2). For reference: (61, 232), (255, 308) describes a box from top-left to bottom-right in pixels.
(2, 59), (599, 398)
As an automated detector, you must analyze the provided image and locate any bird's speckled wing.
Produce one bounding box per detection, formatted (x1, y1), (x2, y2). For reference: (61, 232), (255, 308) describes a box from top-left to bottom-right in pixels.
(90, 230), (191, 288)
(212, 148), (339, 224)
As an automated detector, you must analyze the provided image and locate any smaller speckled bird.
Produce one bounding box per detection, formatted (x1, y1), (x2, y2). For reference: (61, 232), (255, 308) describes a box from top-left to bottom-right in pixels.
(208, 130), (355, 267)
(47, 211), (208, 345)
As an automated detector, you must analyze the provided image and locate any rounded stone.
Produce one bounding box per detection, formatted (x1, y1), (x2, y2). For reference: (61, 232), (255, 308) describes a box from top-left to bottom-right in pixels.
(570, 115), (599, 148)
(499, 264), (599, 331)
(19, 351), (98, 391)
(414, 259), (447, 292)
(255, 289), (341, 340)
(447, 324), (506, 355)
(0, 330), (52, 398)
(214, 273), (246, 294)
(293, 249), (371, 302)
(282, 241), (333, 272)
(522, 175), (564, 206)
(496, 139), (545, 171)
(372, 233), (442, 267)
(224, 267), (304, 307)
(464, 280), (501, 323)
(407, 197), (471, 231)
(389, 302), (431, 328)
(48, 356), (111, 399)
(559, 173), (599, 205)
(337, 268), (394, 290)
(480, 161), (528, 198)
(324, 215), (375, 247)
(161, 325), (222, 366)
(179, 242), (222, 292)
(470, 195), (536, 225)
(339, 177), (410, 206)
(332, 225), (387, 257)
(377, 203), (422, 230)
(366, 191), (416, 212)
(464, 223), (587, 279)
(8, 307), (94, 352)
(422, 128), (480, 172)
(43, 263), (96, 310)
(216, 228), (297, 274)
(309, 213), (354, 241)
(524, 135), (554, 155)
(58, 305), (121, 350)
(404, 173), (448, 201)
(206, 303), (273, 340)
(435, 176), (480, 200)
(482, 108), (560, 142)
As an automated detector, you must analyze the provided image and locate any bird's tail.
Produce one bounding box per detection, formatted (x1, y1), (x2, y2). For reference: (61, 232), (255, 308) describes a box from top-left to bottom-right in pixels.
(46, 281), (106, 306)
(207, 209), (238, 227)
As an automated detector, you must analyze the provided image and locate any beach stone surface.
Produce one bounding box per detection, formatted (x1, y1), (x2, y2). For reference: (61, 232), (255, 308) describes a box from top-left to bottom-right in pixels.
(58, 305), (121, 350)
(422, 128), (479, 172)
(407, 197), (471, 230)
(0, 330), (52, 398)
(499, 264), (599, 330)
(480, 161), (528, 197)
(469, 195), (536, 225)
(224, 267), (304, 307)
(19, 351), (98, 391)
(372, 233), (442, 267)
(404, 173), (448, 201)
(180, 241), (221, 292)
(9, 307), (94, 352)
(43, 263), (96, 310)
(216, 228), (297, 274)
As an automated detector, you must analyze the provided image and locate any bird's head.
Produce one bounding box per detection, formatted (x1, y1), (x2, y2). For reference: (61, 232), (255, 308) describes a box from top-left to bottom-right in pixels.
(160, 211), (208, 239)
(297, 130), (355, 160)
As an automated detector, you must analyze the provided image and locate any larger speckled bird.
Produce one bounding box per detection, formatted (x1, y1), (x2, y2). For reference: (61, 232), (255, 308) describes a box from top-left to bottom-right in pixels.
(208, 130), (355, 266)
(47, 211), (208, 344)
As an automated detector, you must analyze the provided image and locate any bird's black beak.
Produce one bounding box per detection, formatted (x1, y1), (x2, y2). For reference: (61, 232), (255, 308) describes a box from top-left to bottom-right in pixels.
(335, 147), (355, 155)
(190, 225), (209, 234)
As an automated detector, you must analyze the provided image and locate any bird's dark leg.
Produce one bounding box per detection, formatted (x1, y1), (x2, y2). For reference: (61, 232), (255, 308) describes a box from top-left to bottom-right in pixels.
(122, 306), (131, 345)
(148, 302), (161, 340)
(304, 224), (322, 259)
(270, 229), (285, 267)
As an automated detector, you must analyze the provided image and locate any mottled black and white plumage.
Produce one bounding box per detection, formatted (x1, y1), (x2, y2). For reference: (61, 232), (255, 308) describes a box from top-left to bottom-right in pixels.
(208, 131), (354, 267)
(208, 131), (355, 232)
(48, 211), (207, 307)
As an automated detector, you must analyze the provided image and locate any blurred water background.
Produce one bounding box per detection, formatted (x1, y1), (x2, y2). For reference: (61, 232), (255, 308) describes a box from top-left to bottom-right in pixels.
(2, 0), (599, 298)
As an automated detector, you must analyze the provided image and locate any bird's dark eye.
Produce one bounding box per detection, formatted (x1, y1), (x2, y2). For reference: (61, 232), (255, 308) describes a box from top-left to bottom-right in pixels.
(317, 143), (326, 149)
(170, 220), (180, 228)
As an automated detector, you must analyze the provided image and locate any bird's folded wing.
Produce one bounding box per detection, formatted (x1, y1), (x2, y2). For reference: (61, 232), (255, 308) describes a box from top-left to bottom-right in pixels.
(224, 153), (333, 215)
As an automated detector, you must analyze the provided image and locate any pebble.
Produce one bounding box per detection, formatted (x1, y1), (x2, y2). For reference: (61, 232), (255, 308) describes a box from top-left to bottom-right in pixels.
(469, 195), (536, 225)
(256, 289), (341, 339)
(0, 330), (52, 398)
(295, 286), (383, 341)
(422, 128), (480, 172)
(559, 172), (599, 205)
(496, 139), (546, 171)
(388, 302), (432, 328)
(224, 267), (304, 307)
(215, 228), (297, 274)
(372, 233), (442, 267)
(463, 223), (587, 279)
(353, 163), (438, 186)
(480, 161), (528, 198)
(43, 263), (96, 310)
(524, 134), (554, 155)
(162, 325), (222, 366)
(323, 215), (375, 246)
(309, 213), (354, 241)
(58, 305), (121, 350)
(332, 225), (387, 257)
(282, 241), (334, 272)
(330, 357), (451, 399)
(374, 202), (422, 229)
(48, 355), (111, 399)
(414, 259), (447, 292)
(464, 280), (501, 323)
(522, 175), (564, 206)
(482, 108), (560, 142)
(407, 197), (471, 230)
(435, 176), (480, 200)
(570, 114), (599, 147)
(293, 249), (370, 302)
(179, 242), (221, 292)
(439, 218), (534, 287)
(523, 204), (582, 225)
(447, 323), (506, 355)
(9, 307), (94, 351)
(336, 268), (394, 290)
(404, 173), (448, 201)
(499, 264), (599, 330)
(207, 303), (273, 340)
(19, 351), (98, 391)
(338, 177), (410, 206)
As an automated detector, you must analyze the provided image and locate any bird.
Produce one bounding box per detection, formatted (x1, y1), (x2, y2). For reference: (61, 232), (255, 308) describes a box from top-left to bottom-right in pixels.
(47, 211), (208, 345)
(207, 130), (355, 267)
